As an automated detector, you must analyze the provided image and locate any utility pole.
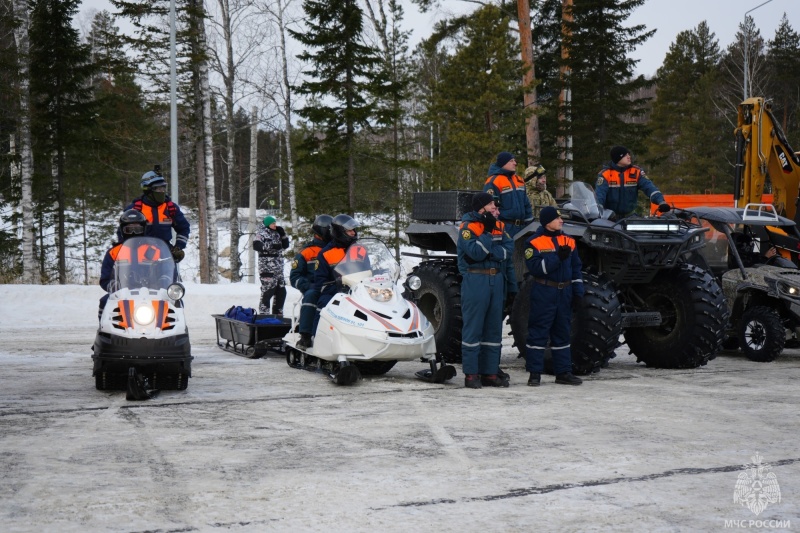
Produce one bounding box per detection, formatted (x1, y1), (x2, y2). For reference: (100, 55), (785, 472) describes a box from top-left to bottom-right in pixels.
(517, 0), (540, 165)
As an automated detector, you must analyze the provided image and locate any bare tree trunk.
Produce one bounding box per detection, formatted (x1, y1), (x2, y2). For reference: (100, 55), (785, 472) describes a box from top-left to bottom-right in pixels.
(56, 151), (66, 284)
(12, 0), (37, 283)
(517, 0), (540, 164)
(195, 122), (210, 283)
(248, 106), (257, 284)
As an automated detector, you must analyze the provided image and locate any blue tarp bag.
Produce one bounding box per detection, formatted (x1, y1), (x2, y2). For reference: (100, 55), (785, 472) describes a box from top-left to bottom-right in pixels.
(224, 306), (256, 323)
(254, 316), (284, 325)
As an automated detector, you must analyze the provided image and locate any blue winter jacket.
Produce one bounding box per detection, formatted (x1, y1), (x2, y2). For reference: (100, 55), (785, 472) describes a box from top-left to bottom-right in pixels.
(595, 162), (665, 218)
(524, 226), (584, 298)
(124, 194), (191, 250)
(483, 164), (533, 224)
(457, 211), (518, 295)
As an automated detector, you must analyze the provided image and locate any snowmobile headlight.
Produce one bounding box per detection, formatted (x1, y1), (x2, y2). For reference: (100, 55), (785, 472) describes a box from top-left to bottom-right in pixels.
(777, 281), (800, 298)
(367, 286), (394, 302)
(407, 275), (421, 291)
(134, 304), (156, 325)
(167, 283), (185, 300)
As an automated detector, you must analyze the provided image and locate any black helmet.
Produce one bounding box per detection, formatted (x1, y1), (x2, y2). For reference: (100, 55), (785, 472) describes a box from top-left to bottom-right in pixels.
(119, 209), (147, 240)
(312, 214), (333, 243)
(330, 214), (359, 247)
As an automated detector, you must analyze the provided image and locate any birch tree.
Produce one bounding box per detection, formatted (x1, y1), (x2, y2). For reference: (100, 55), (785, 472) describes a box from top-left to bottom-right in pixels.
(11, 0), (37, 283)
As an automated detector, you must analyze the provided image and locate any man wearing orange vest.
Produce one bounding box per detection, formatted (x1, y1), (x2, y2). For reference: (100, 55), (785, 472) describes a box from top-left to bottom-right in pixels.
(298, 214), (368, 349)
(458, 192), (517, 389)
(125, 168), (190, 262)
(595, 146), (670, 219)
(483, 151), (533, 238)
(524, 206), (584, 386)
(98, 210), (157, 319)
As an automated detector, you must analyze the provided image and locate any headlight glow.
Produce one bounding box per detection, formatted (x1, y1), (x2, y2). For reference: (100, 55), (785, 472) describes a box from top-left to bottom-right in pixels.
(167, 283), (185, 300)
(407, 276), (421, 291)
(134, 304), (156, 325)
(777, 281), (800, 298)
(367, 286), (394, 302)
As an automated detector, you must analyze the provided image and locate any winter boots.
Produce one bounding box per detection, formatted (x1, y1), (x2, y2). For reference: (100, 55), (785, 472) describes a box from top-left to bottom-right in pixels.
(555, 372), (583, 386)
(481, 374), (510, 387)
(527, 372), (541, 387)
(464, 374), (482, 389)
(297, 333), (313, 350)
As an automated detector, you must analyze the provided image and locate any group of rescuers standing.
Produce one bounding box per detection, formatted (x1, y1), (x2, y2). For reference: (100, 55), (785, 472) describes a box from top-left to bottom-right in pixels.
(100, 145), (669, 388)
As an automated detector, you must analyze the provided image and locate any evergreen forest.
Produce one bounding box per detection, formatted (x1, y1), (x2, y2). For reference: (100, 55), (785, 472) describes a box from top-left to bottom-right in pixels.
(1, 0), (798, 284)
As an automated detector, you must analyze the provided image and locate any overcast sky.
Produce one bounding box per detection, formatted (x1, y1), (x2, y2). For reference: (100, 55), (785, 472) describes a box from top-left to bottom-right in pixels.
(79, 0), (799, 77)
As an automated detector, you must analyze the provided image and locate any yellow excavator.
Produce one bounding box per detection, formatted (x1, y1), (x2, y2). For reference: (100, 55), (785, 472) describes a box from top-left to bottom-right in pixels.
(734, 97), (800, 220)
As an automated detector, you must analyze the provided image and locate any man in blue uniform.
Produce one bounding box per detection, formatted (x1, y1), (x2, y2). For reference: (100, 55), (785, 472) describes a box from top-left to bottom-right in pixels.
(524, 206), (584, 386)
(290, 214), (332, 294)
(595, 146), (670, 219)
(126, 167), (190, 262)
(457, 192), (517, 389)
(483, 151), (533, 238)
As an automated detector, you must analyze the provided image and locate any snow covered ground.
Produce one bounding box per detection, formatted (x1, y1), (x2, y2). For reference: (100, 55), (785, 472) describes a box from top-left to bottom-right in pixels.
(1, 282), (799, 532)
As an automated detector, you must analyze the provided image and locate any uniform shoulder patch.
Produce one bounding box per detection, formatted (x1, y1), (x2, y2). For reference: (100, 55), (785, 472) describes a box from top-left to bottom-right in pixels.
(596, 176), (605, 187)
(291, 260), (298, 269)
(461, 229), (472, 240)
(525, 247), (534, 259)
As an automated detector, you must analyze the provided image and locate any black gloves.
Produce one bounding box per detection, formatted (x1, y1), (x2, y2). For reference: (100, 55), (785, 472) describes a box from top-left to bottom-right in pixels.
(557, 245), (571, 261)
(480, 212), (497, 234)
(658, 203), (671, 213)
(572, 294), (583, 309)
(253, 240), (264, 253)
(171, 247), (185, 263)
(276, 226), (286, 237)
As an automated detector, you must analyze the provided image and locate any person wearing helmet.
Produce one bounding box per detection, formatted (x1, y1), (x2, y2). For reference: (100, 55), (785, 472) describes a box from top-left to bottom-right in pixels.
(297, 214), (368, 349)
(125, 166), (190, 262)
(97, 210), (159, 320)
(253, 215), (290, 315)
(524, 164), (557, 218)
(290, 214), (332, 295)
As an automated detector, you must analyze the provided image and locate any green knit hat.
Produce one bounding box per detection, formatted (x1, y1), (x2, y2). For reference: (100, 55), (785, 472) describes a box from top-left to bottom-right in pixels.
(263, 216), (276, 227)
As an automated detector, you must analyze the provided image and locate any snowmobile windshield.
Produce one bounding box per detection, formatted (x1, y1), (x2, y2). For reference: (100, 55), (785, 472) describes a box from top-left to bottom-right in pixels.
(113, 237), (177, 291)
(564, 182), (603, 220)
(334, 238), (398, 286)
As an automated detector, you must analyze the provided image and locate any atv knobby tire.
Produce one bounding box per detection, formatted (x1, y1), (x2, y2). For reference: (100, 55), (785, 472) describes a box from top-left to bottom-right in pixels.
(354, 360), (398, 375)
(410, 261), (462, 363)
(625, 263), (727, 368)
(738, 305), (784, 362)
(509, 272), (622, 375)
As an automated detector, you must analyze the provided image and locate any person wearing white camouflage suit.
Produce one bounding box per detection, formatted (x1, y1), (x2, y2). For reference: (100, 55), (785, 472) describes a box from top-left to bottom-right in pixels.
(253, 216), (290, 315)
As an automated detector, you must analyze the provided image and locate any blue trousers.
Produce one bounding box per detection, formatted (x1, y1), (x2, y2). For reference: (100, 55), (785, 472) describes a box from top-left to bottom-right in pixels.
(460, 271), (505, 375)
(299, 288), (320, 335)
(525, 283), (573, 375)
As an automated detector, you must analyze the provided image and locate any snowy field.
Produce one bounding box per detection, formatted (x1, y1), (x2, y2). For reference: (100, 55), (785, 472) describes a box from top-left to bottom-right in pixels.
(1, 282), (799, 532)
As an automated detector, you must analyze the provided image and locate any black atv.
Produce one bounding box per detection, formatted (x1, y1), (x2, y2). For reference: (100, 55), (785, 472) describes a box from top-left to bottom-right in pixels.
(404, 182), (728, 374)
(689, 204), (800, 362)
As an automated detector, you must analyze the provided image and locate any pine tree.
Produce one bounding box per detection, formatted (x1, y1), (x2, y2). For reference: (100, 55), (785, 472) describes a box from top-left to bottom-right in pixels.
(29, 0), (97, 283)
(645, 22), (730, 194)
(424, 4), (527, 189)
(290, 0), (381, 214)
(766, 14), (800, 147)
(567, 0), (653, 180)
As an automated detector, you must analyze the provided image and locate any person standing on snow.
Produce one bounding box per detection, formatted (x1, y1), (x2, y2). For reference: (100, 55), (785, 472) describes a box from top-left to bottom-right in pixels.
(525, 163), (557, 218)
(595, 146), (670, 219)
(524, 206), (584, 387)
(483, 151), (533, 238)
(253, 216), (290, 316)
(457, 192), (517, 389)
(126, 167), (190, 263)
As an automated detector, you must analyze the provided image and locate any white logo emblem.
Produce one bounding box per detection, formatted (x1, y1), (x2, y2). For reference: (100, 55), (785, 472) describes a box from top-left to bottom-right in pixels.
(733, 453), (781, 516)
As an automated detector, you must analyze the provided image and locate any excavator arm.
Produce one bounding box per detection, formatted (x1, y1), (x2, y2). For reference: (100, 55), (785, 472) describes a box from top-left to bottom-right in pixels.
(734, 97), (800, 222)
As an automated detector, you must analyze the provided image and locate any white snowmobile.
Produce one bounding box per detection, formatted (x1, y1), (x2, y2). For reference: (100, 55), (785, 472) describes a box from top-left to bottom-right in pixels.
(92, 236), (192, 397)
(283, 238), (456, 385)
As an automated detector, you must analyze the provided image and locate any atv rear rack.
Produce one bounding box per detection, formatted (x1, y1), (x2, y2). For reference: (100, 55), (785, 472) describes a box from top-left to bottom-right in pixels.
(213, 314), (291, 358)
